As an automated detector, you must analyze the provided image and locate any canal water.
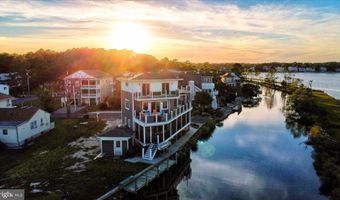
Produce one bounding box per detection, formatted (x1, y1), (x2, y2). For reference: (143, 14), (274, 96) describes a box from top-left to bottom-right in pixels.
(136, 89), (326, 200)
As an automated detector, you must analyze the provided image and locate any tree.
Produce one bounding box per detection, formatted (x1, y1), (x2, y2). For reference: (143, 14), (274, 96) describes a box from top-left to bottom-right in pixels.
(194, 91), (212, 109)
(37, 89), (55, 112)
(241, 83), (260, 98)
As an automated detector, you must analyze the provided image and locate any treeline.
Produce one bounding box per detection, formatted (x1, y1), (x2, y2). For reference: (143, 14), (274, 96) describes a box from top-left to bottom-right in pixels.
(0, 48), (159, 92)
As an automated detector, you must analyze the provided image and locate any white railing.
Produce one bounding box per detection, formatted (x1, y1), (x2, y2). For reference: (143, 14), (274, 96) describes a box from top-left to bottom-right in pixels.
(134, 90), (179, 100)
(81, 93), (98, 98)
(81, 85), (99, 89)
(134, 102), (192, 126)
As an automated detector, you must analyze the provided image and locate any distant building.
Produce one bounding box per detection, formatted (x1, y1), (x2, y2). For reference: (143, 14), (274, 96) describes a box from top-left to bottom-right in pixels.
(0, 93), (14, 108)
(306, 67), (316, 72)
(221, 72), (241, 87)
(298, 67), (306, 72)
(288, 66), (298, 72)
(63, 70), (114, 105)
(179, 73), (218, 109)
(0, 107), (54, 148)
(0, 84), (9, 95)
(98, 72), (192, 160)
(320, 67), (327, 72)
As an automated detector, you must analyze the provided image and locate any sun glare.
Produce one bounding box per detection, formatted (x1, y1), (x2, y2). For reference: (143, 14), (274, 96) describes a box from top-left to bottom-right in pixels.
(109, 22), (151, 52)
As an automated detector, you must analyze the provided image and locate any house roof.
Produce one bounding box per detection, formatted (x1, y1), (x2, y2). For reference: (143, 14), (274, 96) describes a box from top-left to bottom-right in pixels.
(0, 107), (39, 126)
(98, 127), (134, 138)
(120, 72), (181, 81)
(0, 93), (13, 100)
(65, 70), (112, 79)
(221, 72), (239, 78)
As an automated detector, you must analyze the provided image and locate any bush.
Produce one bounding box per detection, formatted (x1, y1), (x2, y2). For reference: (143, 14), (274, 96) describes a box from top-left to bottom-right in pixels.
(215, 109), (224, 118)
(98, 103), (108, 110)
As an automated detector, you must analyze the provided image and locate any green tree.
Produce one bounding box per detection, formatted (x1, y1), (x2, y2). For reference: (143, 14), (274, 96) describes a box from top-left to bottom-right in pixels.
(194, 91), (213, 109)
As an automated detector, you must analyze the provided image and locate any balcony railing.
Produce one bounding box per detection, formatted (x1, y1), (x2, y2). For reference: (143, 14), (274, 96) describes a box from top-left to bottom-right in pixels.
(134, 90), (179, 100)
(134, 102), (192, 126)
(81, 93), (98, 98)
(81, 84), (99, 89)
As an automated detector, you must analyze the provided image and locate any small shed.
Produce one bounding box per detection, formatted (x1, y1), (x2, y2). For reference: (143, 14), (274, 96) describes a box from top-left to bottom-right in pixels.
(98, 127), (134, 157)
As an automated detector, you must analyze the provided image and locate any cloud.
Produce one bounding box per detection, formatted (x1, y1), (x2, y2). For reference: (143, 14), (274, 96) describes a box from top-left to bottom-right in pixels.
(0, 0), (339, 62)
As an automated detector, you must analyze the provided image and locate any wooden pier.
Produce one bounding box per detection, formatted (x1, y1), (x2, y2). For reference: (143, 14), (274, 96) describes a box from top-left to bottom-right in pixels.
(97, 157), (177, 200)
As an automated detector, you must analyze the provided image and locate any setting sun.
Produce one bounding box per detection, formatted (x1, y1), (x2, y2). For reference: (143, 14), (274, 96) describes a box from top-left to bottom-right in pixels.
(108, 22), (151, 52)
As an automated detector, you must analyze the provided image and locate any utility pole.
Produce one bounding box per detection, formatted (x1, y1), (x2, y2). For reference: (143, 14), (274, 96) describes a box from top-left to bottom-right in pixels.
(26, 69), (31, 96)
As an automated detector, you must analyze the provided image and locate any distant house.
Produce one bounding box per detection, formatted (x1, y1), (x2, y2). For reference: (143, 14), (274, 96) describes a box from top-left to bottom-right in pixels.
(63, 70), (114, 105)
(288, 66), (298, 72)
(306, 67), (316, 72)
(0, 93), (14, 108)
(179, 73), (218, 109)
(320, 67), (327, 72)
(0, 84), (9, 95)
(0, 107), (54, 149)
(221, 72), (241, 87)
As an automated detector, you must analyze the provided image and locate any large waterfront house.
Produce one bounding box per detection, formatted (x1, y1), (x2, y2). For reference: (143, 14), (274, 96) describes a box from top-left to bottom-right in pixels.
(98, 72), (192, 160)
(63, 70), (114, 105)
(179, 73), (218, 109)
(0, 107), (54, 149)
(221, 72), (241, 87)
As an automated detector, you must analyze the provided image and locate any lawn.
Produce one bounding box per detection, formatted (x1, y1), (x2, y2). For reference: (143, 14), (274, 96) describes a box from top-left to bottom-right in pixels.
(312, 90), (340, 138)
(0, 118), (147, 199)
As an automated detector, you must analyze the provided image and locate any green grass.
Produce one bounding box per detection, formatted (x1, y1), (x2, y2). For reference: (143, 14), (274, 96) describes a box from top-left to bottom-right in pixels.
(312, 90), (340, 138)
(0, 118), (147, 199)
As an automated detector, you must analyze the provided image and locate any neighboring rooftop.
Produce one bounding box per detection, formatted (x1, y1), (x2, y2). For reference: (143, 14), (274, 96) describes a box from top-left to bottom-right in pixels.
(98, 127), (134, 138)
(120, 71), (181, 81)
(65, 70), (112, 79)
(0, 107), (39, 126)
(221, 72), (239, 77)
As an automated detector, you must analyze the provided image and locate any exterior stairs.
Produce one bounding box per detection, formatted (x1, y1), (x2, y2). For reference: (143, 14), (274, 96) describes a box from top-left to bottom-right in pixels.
(144, 143), (158, 160)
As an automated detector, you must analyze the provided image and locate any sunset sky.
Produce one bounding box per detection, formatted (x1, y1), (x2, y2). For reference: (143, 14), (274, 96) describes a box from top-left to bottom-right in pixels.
(0, 0), (340, 63)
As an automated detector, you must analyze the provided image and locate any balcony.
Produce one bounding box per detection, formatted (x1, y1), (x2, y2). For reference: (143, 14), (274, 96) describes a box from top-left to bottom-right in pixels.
(134, 102), (192, 127)
(134, 90), (179, 101)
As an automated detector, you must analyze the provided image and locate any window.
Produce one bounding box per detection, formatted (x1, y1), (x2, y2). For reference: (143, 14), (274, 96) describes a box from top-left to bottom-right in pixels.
(125, 81), (128, 87)
(3, 129), (8, 135)
(125, 99), (130, 110)
(162, 101), (168, 109)
(40, 118), (44, 126)
(128, 119), (131, 128)
(31, 121), (37, 129)
(162, 83), (170, 94)
(116, 141), (121, 147)
(142, 83), (150, 96)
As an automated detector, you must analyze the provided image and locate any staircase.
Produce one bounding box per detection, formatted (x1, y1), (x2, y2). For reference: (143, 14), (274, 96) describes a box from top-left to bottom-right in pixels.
(144, 143), (158, 160)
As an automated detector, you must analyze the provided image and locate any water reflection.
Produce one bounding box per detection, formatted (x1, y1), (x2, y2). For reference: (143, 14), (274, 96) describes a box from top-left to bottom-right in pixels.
(135, 90), (325, 200)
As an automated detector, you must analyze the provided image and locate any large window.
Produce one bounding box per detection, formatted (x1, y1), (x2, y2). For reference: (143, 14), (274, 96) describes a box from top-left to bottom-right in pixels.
(2, 129), (8, 135)
(162, 83), (169, 94)
(31, 121), (37, 129)
(142, 83), (150, 96)
(40, 118), (44, 126)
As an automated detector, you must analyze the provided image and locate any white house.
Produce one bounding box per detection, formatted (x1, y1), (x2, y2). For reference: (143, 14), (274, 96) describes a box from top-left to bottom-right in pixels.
(0, 93), (14, 108)
(221, 72), (241, 87)
(288, 66), (298, 72)
(0, 84), (10, 95)
(64, 70), (114, 105)
(0, 107), (54, 149)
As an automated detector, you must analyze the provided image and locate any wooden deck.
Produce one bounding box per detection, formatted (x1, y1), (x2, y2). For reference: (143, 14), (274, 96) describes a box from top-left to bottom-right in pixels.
(123, 159), (176, 193)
